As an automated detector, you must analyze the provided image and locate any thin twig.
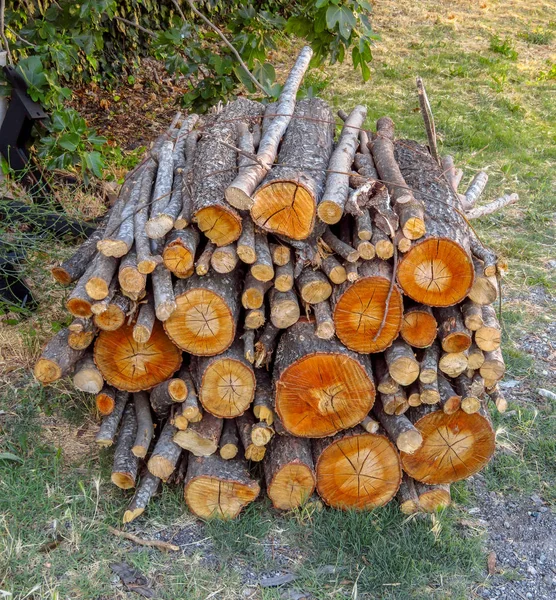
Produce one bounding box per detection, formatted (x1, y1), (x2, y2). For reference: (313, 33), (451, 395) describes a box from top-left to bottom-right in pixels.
(6, 26), (37, 48)
(179, 0), (269, 96)
(0, 0), (13, 64)
(416, 77), (439, 165)
(114, 16), (157, 38)
(107, 526), (180, 552)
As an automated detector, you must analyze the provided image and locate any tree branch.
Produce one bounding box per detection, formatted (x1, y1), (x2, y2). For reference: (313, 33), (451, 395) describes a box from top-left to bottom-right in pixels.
(466, 193), (518, 219)
(416, 77), (439, 165)
(114, 16), (157, 38)
(0, 0), (13, 64)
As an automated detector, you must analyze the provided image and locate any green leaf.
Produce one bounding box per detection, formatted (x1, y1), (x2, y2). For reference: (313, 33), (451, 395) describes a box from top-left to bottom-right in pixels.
(84, 151), (104, 178)
(315, 0), (329, 7)
(0, 452), (23, 463)
(326, 5), (356, 39)
(17, 56), (47, 91)
(58, 132), (80, 152)
(87, 133), (107, 148)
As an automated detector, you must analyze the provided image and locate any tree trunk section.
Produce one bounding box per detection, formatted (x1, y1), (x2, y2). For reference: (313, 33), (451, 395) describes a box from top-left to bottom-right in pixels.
(219, 419), (240, 460)
(131, 391), (154, 458)
(73, 352), (104, 394)
(384, 339), (420, 386)
(111, 402), (139, 489)
(96, 390), (128, 446)
(400, 303), (437, 348)
(147, 419), (183, 481)
(34, 328), (85, 384)
(475, 305), (501, 352)
(173, 412), (223, 456)
(435, 305), (472, 353)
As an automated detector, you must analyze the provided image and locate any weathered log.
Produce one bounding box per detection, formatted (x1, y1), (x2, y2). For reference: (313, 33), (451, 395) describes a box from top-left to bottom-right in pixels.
(254, 321), (280, 368)
(211, 243), (238, 274)
(145, 141), (175, 239)
(150, 378), (185, 418)
(380, 389), (408, 416)
(34, 328), (85, 384)
(415, 483), (451, 512)
(131, 392), (154, 458)
(407, 383), (421, 407)
(65, 260), (97, 317)
(242, 329), (255, 364)
(313, 300), (335, 340)
(486, 383), (508, 413)
(164, 269), (242, 356)
(461, 300), (484, 331)
(92, 292), (131, 331)
(274, 320), (375, 437)
(360, 414), (380, 433)
(94, 321), (182, 392)
(236, 217), (256, 264)
(355, 210), (373, 240)
(175, 130), (201, 229)
(394, 230), (411, 254)
(265, 435), (315, 510)
(245, 307), (265, 330)
(193, 99), (264, 246)
(419, 376), (440, 405)
(274, 259), (294, 292)
(320, 254), (347, 285)
(253, 369), (274, 425)
(371, 227), (394, 260)
(372, 397), (423, 453)
(455, 373), (484, 414)
(269, 243), (291, 267)
(419, 341), (440, 383)
(174, 412), (223, 456)
(195, 241), (215, 276)
(480, 348), (505, 382)
(435, 305), (472, 353)
(394, 140), (474, 306)
(226, 46), (313, 209)
(179, 370), (201, 422)
(134, 160), (159, 273)
(95, 390), (128, 446)
(345, 260), (359, 282)
(236, 410), (266, 461)
(437, 374), (461, 415)
(400, 303), (437, 348)
(132, 294), (155, 343)
(438, 349), (468, 378)
(191, 339), (256, 418)
(467, 257), (498, 305)
(373, 355), (400, 394)
(184, 453), (260, 519)
(318, 105), (367, 224)
(321, 228), (359, 262)
(464, 171), (488, 208)
(251, 421), (274, 447)
(468, 342), (485, 370)
(332, 259), (403, 354)
(96, 384), (116, 415)
(242, 273), (270, 309)
(250, 232), (274, 282)
(296, 267), (332, 305)
(313, 430), (402, 509)
(219, 419), (240, 460)
(269, 287), (300, 329)
(384, 339), (420, 386)
(118, 250), (146, 298)
(162, 228), (200, 278)
(467, 193), (518, 220)
(475, 305), (501, 352)
(397, 474), (421, 514)
(123, 472), (160, 523)
(150, 238), (176, 321)
(353, 234), (375, 261)
(67, 318), (96, 350)
(111, 403), (139, 489)
(73, 352), (104, 394)
(370, 118), (425, 240)
(147, 420), (183, 481)
(400, 410), (495, 484)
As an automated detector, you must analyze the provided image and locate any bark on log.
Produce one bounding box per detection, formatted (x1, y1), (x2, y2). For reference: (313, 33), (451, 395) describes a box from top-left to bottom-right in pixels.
(195, 241), (215, 276)
(123, 472), (160, 523)
(296, 267), (332, 304)
(174, 412), (223, 456)
(111, 403), (139, 489)
(253, 369), (274, 425)
(400, 303), (437, 348)
(133, 294), (155, 343)
(135, 160), (159, 274)
(435, 305), (472, 353)
(464, 171), (488, 208)
(395, 140), (474, 306)
(274, 320), (375, 437)
(475, 305), (501, 352)
(455, 373), (483, 414)
(165, 268), (242, 356)
(360, 415), (380, 433)
(150, 378), (185, 418)
(94, 321), (182, 392)
(193, 99), (264, 246)
(145, 141), (175, 239)
(269, 287), (300, 329)
(191, 339), (256, 418)
(397, 473), (421, 514)
(147, 420), (183, 481)
(438, 349), (468, 378)
(251, 421), (274, 447)
(461, 300), (484, 331)
(225, 46), (313, 209)
(243, 329), (255, 364)
(320, 254), (347, 285)
(184, 453), (260, 519)
(162, 228), (200, 278)
(93, 292), (130, 331)
(236, 410), (266, 461)
(245, 307), (265, 330)
(318, 105), (367, 224)
(415, 483), (451, 512)
(480, 348), (505, 383)
(251, 98), (335, 240)
(384, 339), (420, 386)
(437, 374), (461, 415)
(332, 259), (403, 354)
(236, 217), (256, 265)
(467, 193), (518, 220)
(274, 259), (294, 292)
(419, 377), (440, 406)
(419, 341), (440, 383)
(321, 228), (359, 262)
(371, 227), (394, 260)
(313, 430), (402, 509)
(73, 352), (104, 394)
(96, 384), (116, 416)
(468, 342), (485, 370)
(211, 243), (238, 275)
(132, 392), (154, 458)
(254, 321), (280, 368)
(373, 355), (400, 394)
(34, 328), (85, 384)
(467, 257), (498, 305)
(407, 383), (421, 407)
(264, 435), (315, 510)
(242, 273), (270, 309)
(345, 260), (359, 282)
(487, 383), (508, 413)
(355, 210), (373, 240)
(269, 243), (291, 267)
(250, 232), (274, 282)
(175, 130), (201, 229)
(372, 396), (423, 453)
(95, 390), (128, 446)
(151, 239), (177, 321)
(219, 418), (240, 460)
(67, 318), (97, 351)
(313, 300), (335, 340)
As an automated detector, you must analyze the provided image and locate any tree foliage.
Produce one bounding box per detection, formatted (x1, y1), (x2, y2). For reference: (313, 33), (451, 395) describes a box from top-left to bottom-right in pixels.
(4, 0), (377, 178)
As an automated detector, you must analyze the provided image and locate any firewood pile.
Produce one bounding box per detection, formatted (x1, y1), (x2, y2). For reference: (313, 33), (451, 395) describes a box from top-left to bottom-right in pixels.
(34, 47), (514, 521)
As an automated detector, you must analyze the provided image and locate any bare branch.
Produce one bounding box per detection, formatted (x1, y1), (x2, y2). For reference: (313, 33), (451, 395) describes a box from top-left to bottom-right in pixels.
(416, 77), (439, 165)
(114, 16), (157, 38)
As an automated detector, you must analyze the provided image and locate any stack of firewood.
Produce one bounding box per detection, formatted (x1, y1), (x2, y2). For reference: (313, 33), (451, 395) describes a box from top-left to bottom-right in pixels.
(34, 47), (513, 521)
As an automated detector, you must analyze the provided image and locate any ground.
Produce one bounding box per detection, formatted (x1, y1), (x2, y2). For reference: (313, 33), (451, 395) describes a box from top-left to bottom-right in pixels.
(1, 0), (555, 598)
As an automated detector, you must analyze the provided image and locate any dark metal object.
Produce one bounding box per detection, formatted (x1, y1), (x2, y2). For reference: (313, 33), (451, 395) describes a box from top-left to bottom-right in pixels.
(0, 243), (36, 312)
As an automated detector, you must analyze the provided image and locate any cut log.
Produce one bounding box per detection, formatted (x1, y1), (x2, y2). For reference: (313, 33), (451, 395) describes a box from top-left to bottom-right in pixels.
(164, 269), (241, 356)
(118, 250), (146, 298)
(123, 472), (160, 523)
(415, 483), (451, 512)
(226, 46), (313, 209)
(245, 307), (265, 330)
(400, 303), (437, 348)
(96, 390), (128, 446)
(371, 227), (394, 260)
(135, 160), (159, 274)
(437, 375), (461, 415)
(475, 305), (501, 352)
(195, 241), (215, 276)
(397, 474), (421, 514)
(67, 318), (96, 350)
(373, 397), (423, 453)
(464, 171), (488, 209)
(270, 243), (291, 267)
(73, 352), (104, 394)
(321, 229), (359, 263)
(219, 419), (239, 460)
(370, 118), (425, 240)
(162, 228), (200, 278)
(407, 383), (421, 407)
(150, 378), (185, 418)
(175, 130), (201, 229)
(487, 383), (507, 413)
(184, 453), (260, 519)
(191, 340), (256, 418)
(180, 370), (201, 422)
(467, 257), (498, 305)
(250, 233), (274, 282)
(373, 355), (400, 394)
(419, 342), (440, 383)
(468, 342), (485, 370)
(269, 287), (300, 329)
(242, 273), (270, 310)
(147, 420), (183, 481)
(274, 320), (375, 437)
(400, 410), (495, 484)
(94, 320), (182, 392)
(353, 235), (375, 261)
(111, 403), (139, 489)
(360, 415), (380, 433)
(251, 421), (274, 447)
(355, 210), (373, 240)
(318, 105), (367, 224)
(93, 292), (130, 331)
(65, 260), (97, 317)
(380, 390), (408, 416)
(480, 348), (505, 382)
(264, 435), (315, 510)
(435, 305), (472, 353)
(254, 321), (280, 368)
(296, 267), (332, 304)
(393, 230), (411, 254)
(384, 339), (420, 386)
(34, 328), (85, 384)
(236, 217), (256, 264)
(461, 300), (484, 331)
(313, 300), (335, 340)
(419, 375), (440, 405)
(438, 350), (468, 378)
(243, 329), (255, 364)
(151, 238), (177, 321)
(145, 141), (175, 239)
(320, 254), (347, 285)
(313, 430), (402, 509)
(332, 259), (403, 354)
(345, 260), (359, 282)
(96, 384), (116, 415)
(131, 392), (154, 458)
(173, 412), (223, 456)
(394, 140), (474, 306)
(84, 255), (119, 301)
(253, 369), (274, 425)
(455, 373), (483, 414)
(274, 259), (294, 292)
(211, 243), (238, 274)
(236, 410), (266, 461)
(133, 295), (155, 343)
(193, 99), (264, 246)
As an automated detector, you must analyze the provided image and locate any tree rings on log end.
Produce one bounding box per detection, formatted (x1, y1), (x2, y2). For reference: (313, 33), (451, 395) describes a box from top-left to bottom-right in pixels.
(267, 463), (316, 510)
(400, 411), (495, 484)
(275, 353), (375, 437)
(164, 288), (236, 356)
(400, 308), (437, 349)
(251, 181), (316, 240)
(397, 238), (474, 307)
(51, 267), (72, 286)
(94, 321), (182, 392)
(194, 206), (242, 247)
(315, 433), (402, 510)
(317, 200), (344, 225)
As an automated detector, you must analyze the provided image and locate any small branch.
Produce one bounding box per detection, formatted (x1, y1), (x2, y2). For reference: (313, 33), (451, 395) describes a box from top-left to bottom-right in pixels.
(372, 219), (397, 342)
(180, 0), (268, 96)
(6, 26), (37, 48)
(107, 526), (179, 552)
(466, 193), (518, 219)
(114, 16), (157, 38)
(416, 77), (439, 165)
(0, 0), (13, 64)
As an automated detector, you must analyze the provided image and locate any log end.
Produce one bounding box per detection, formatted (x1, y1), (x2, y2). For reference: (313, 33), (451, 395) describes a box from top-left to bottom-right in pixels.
(402, 217), (426, 241)
(73, 369), (104, 394)
(146, 215), (174, 240)
(219, 443), (239, 460)
(419, 486), (451, 512)
(268, 463), (316, 510)
(122, 507), (144, 524)
(34, 359), (62, 384)
(251, 264), (274, 283)
(148, 455), (175, 480)
(51, 267), (72, 285)
(194, 206), (242, 247)
(317, 200), (343, 225)
(163, 245), (195, 278)
(66, 298), (93, 319)
(111, 472), (136, 489)
(225, 185), (254, 211)
(97, 240), (129, 259)
(401, 310), (438, 349)
(200, 358), (255, 418)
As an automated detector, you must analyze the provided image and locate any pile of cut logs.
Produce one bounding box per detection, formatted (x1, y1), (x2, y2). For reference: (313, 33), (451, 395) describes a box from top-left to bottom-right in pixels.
(35, 47), (514, 521)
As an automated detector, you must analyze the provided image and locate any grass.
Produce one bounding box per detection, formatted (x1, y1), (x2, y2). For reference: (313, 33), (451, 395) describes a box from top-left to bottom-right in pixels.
(2, 0), (556, 597)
